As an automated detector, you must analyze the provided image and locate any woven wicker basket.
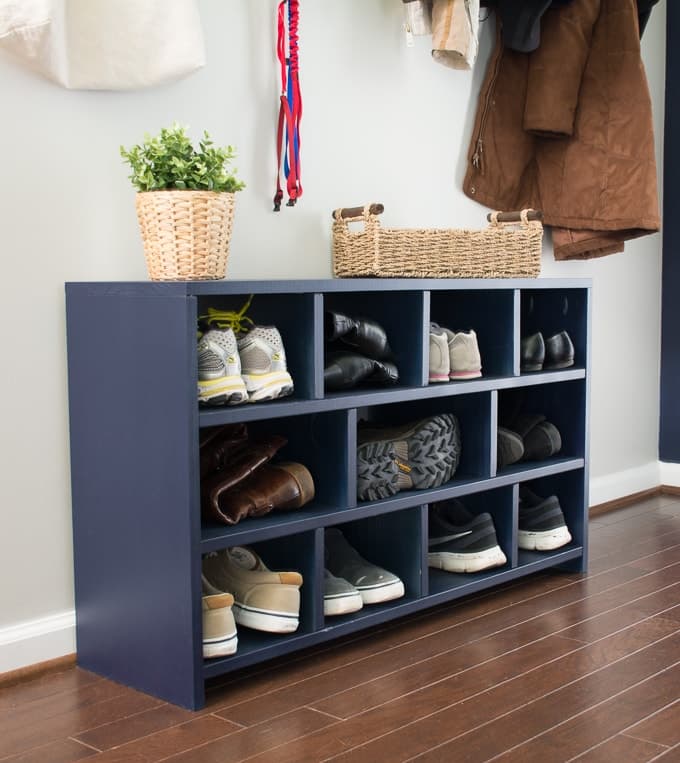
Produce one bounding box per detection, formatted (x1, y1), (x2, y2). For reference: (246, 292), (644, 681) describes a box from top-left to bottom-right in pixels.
(135, 190), (236, 281)
(332, 205), (542, 279)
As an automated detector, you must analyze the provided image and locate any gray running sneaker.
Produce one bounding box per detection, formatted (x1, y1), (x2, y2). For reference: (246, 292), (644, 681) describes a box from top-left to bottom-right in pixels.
(428, 499), (507, 573)
(197, 328), (248, 406)
(518, 485), (572, 550)
(237, 326), (294, 403)
(325, 528), (404, 605)
(357, 413), (461, 501)
(323, 569), (364, 616)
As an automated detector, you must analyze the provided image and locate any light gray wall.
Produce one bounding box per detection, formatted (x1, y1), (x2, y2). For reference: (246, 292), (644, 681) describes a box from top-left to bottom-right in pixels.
(0, 2), (666, 646)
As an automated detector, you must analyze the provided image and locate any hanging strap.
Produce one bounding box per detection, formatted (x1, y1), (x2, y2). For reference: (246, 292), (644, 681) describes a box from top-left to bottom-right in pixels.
(274, 0), (303, 211)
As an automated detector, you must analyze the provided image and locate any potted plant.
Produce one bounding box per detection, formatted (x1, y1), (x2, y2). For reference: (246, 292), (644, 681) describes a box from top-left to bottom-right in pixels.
(121, 123), (245, 281)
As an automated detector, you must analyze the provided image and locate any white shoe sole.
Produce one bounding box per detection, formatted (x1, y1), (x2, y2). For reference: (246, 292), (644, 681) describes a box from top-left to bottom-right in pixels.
(242, 371), (294, 403)
(428, 545), (507, 573)
(233, 602), (299, 633)
(324, 592), (364, 616)
(202, 631), (238, 658)
(198, 375), (248, 405)
(355, 579), (405, 605)
(518, 526), (572, 551)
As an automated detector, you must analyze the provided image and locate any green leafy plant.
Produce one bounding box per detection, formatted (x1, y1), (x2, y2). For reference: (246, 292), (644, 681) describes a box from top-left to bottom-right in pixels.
(120, 123), (245, 193)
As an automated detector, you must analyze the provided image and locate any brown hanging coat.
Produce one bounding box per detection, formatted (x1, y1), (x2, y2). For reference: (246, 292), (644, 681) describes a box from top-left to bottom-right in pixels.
(463, 0), (660, 260)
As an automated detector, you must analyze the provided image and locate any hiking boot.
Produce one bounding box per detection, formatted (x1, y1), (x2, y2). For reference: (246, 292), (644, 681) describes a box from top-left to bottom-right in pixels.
(428, 499), (507, 573)
(356, 413), (461, 501)
(237, 326), (294, 402)
(323, 569), (364, 616)
(197, 328), (248, 406)
(429, 324), (451, 382)
(325, 528), (404, 604)
(202, 547), (302, 633)
(518, 485), (572, 550)
(201, 575), (238, 658)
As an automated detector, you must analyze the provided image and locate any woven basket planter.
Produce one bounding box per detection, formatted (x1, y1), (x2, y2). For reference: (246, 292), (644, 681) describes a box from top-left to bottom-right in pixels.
(332, 205), (542, 279)
(135, 190), (236, 281)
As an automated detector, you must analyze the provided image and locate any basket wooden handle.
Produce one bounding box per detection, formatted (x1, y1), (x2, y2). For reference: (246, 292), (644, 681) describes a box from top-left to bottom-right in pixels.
(332, 203), (384, 220)
(487, 209), (543, 223)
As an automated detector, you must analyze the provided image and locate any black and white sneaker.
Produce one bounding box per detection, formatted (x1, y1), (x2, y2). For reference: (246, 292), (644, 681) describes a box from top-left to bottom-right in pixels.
(428, 499), (507, 573)
(518, 485), (572, 551)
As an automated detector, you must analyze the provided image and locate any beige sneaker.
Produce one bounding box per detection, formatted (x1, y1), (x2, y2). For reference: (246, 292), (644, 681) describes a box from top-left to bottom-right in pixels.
(429, 324), (451, 382)
(445, 328), (482, 379)
(202, 547), (302, 634)
(201, 575), (238, 658)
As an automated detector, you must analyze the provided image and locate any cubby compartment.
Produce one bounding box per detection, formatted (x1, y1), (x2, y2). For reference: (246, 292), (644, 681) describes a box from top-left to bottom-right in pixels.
(323, 291), (427, 390)
(427, 486), (515, 598)
(355, 393), (493, 503)
(516, 468), (587, 566)
(429, 289), (515, 378)
(520, 288), (588, 373)
(196, 292), (316, 399)
(202, 530), (321, 671)
(497, 379), (586, 474)
(200, 410), (353, 544)
(322, 507), (426, 627)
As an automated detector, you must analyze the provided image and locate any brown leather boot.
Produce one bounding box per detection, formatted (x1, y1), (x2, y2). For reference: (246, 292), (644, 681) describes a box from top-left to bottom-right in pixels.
(203, 461), (315, 525)
(200, 423), (250, 479)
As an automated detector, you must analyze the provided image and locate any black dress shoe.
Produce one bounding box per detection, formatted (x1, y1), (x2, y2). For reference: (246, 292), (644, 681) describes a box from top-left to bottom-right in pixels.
(324, 311), (393, 360)
(544, 331), (574, 369)
(521, 332), (545, 372)
(324, 352), (399, 391)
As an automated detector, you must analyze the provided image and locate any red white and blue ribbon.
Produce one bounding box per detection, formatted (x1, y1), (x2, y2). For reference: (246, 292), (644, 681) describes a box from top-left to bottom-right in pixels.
(274, 0), (302, 211)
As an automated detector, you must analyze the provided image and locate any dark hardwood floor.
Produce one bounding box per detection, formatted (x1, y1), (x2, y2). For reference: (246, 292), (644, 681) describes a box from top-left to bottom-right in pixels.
(2, 494), (679, 763)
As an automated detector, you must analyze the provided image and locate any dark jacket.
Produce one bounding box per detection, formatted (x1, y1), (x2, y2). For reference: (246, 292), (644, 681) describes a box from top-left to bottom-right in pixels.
(463, 0), (660, 259)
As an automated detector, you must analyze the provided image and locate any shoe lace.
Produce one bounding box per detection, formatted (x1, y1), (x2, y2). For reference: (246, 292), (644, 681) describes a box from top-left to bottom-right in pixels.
(198, 295), (255, 336)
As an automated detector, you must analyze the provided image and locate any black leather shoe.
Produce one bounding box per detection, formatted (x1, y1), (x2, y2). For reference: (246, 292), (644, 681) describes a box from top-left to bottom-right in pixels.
(544, 331), (574, 369)
(521, 332), (545, 372)
(324, 311), (393, 360)
(325, 351), (399, 391)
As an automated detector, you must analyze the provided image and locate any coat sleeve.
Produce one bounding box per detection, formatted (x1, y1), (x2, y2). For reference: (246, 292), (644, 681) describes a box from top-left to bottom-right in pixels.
(523, 0), (601, 138)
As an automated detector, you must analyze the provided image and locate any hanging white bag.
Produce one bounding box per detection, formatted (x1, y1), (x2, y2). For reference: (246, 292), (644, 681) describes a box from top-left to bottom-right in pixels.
(0, 0), (205, 90)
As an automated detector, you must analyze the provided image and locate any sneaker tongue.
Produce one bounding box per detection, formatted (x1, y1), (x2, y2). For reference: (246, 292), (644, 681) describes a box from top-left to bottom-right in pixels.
(228, 546), (259, 570)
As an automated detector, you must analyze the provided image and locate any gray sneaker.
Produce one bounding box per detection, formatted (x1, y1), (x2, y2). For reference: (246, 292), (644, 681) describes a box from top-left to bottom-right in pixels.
(325, 528), (405, 605)
(237, 326), (294, 403)
(197, 328), (248, 406)
(323, 569), (364, 616)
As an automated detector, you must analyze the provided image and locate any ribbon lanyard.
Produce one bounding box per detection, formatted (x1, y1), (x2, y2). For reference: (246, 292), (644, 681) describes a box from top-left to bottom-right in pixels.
(274, 0), (303, 211)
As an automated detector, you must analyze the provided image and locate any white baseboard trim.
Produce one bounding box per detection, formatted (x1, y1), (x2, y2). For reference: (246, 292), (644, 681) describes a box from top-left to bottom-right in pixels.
(659, 461), (680, 488)
(0, 611), (75, 674)
(588, 461), (661, 508)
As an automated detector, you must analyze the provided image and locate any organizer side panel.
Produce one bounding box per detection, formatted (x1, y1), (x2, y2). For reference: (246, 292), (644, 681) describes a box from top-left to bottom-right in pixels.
(66, 290), (203, 709)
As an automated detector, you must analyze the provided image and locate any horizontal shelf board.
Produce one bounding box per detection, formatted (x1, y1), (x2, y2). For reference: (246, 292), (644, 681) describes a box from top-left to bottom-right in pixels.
(495, 457), (585, 482)
(203, 627), (318, 678)
(200, 459), (585, 550)
(198, 371), (586, 427)
(67, 278), (592, 297)
(424, 545), (583, 607)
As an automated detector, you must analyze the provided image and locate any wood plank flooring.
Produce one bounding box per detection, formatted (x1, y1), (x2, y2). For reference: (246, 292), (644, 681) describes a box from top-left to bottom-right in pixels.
(2, 495), (679, 763)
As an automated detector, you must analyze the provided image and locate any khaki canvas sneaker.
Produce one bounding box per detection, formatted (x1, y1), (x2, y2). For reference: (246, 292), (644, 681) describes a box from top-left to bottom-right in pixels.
(201, 575), (238, 658)
(202, 547), (302, 634)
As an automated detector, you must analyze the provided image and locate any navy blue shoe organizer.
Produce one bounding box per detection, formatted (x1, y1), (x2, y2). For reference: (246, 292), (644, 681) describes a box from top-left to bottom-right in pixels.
(65, 278), (591, 709)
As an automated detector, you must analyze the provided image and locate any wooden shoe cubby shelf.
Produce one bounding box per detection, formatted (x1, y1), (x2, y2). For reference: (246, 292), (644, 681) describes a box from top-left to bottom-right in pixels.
(65, 278), (591, 709)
